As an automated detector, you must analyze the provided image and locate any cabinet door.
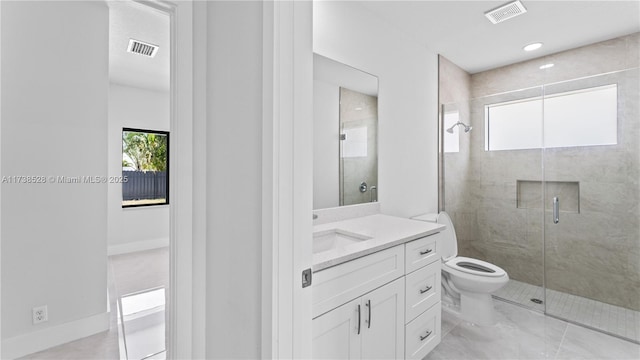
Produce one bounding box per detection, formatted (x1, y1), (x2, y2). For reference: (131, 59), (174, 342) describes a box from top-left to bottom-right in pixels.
(312, 298), (362, 359)
(360, 277), (405, 360)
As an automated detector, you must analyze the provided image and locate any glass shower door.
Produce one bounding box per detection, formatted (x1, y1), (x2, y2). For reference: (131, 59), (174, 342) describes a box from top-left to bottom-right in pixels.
(441, 85), (547, 313)
(542, 68), (640, 343)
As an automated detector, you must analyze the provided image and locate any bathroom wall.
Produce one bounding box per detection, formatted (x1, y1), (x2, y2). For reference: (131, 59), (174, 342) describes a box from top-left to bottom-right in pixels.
(107, 83), (170, 255)
(444, 33), (640, 310)
(313, 79), (340, 209)
(314, 0), (439, 218)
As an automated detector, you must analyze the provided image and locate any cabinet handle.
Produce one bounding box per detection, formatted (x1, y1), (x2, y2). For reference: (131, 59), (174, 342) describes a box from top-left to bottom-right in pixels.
(366, 299), (372, 329)
(419, 249), (433, 255)
(420, 285), (433, 294)
(419, 330), (433, 341)
(357, 305), (361, 335)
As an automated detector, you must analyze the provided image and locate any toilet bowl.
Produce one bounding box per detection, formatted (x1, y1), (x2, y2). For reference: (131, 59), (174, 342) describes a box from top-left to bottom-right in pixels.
(413, 211), (509, 326)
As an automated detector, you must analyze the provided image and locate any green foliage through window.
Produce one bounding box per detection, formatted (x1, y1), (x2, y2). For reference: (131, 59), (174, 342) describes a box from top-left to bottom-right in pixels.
(122, 130), (168, 171)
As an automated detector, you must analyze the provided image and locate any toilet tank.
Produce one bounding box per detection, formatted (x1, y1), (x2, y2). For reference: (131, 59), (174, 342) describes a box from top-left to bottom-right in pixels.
(411, 212), (458, 261)
(411, 213), (438, 223)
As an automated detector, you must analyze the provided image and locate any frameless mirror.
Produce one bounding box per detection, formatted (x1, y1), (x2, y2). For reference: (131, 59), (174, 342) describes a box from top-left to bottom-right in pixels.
(313, 53), (379, 210)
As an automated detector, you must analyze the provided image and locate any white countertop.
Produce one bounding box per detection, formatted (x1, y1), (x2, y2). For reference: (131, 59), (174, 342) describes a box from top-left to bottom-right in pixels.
(312, 214), (445, 272)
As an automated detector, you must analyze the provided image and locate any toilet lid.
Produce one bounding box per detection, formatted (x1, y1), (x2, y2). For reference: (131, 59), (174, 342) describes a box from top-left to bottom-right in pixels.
(437, 211), (458, 261)
(445, 256), (507, 277)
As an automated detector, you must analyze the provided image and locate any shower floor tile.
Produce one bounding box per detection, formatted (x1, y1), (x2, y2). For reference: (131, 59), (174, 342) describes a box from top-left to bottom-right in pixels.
(494, 279), (640, 343)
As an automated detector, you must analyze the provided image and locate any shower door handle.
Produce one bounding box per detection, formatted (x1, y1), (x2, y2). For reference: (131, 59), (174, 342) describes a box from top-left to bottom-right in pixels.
(553, 197), (559, 224)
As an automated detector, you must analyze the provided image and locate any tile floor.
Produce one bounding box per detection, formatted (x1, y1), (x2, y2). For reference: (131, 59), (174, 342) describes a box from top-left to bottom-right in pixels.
(428, 300), (640, 360)
(495, 279), (640, 343)
(18, 252), (639, 360)
(112, 247), (169, 360)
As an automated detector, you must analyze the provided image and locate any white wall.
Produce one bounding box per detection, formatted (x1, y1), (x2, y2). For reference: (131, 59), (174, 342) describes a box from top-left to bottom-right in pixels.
(1, 1), (109, 357)
(107, 83), (170, 255)
(205, 1), (264, 358)
(313, 79), (340, 209)
(313, 1), (439, 217)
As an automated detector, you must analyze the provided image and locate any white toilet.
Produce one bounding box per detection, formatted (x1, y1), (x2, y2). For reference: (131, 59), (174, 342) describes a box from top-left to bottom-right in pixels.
(413, 211), (509, 326)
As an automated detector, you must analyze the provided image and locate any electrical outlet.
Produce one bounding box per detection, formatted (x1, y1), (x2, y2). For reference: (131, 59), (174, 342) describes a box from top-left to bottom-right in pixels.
(32, 305), (48, 325)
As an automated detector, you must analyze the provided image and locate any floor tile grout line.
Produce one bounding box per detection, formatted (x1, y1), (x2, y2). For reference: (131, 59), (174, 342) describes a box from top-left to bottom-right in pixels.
(553, 321), (570, 360)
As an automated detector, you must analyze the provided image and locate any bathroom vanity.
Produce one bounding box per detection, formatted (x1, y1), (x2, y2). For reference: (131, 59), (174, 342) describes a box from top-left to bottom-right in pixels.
(311, 214), (445, 359)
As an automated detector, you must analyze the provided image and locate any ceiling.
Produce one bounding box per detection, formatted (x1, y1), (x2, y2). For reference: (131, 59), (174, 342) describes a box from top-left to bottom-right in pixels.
(107, 1), (639, 87)
(359, 1), (640, 73)
(109, 1), (169, 92)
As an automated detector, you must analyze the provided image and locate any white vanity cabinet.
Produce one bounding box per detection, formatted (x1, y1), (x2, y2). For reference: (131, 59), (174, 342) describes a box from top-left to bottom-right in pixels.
(403, 233), (443, 360)
(312, 230), (443, 360)
(312, 278), (405, 359)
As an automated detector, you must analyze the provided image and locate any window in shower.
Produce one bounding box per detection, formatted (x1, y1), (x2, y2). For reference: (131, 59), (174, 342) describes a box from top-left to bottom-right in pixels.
(485, 84), (617, 151)
(443, 110), (460, 153)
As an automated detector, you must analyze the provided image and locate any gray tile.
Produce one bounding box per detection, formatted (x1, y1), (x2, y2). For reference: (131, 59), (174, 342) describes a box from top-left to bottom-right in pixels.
(441, 309), (462, 338)
(429, 301), (567, 360)
(555, 324), (640, 360)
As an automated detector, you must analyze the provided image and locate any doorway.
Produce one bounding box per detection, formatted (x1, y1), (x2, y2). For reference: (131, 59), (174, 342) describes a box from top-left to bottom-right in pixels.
(108, 1), (171, 358)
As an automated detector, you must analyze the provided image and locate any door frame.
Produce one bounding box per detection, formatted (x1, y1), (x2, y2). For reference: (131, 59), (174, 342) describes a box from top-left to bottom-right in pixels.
(262, 0), (313, 358)
(131, 0), (194, 358)
(134, 1), (313, 358)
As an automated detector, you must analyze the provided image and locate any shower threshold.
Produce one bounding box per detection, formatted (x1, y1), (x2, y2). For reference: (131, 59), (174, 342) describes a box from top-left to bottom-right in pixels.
(493, 279), (640, 344)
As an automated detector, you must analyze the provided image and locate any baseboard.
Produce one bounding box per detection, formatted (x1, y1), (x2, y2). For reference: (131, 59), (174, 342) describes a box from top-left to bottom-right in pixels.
(1, 311), (110, 359)
(108, 237), (169, 256)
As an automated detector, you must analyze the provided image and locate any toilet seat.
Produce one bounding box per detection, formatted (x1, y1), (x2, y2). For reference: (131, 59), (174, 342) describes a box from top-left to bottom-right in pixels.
(444, 256), (506, 278)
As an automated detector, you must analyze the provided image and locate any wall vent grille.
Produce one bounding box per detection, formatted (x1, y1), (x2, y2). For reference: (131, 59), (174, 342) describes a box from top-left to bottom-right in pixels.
(485, 0), (528, 24)
(127, 39), (159, 58)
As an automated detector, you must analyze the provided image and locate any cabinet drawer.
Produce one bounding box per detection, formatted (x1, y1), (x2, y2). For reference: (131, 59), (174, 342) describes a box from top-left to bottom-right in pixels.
(405, 303), (441, 360)
(405, 233), (441, 274)
(313, 245), (405, 318)
(405, 261), (441, 322)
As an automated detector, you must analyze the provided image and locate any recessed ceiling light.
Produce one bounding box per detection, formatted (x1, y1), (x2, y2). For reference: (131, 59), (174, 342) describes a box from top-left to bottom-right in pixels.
(539, 63), (554, 69)
(354, 107), (363, 111)
(524, 42), (542, 51)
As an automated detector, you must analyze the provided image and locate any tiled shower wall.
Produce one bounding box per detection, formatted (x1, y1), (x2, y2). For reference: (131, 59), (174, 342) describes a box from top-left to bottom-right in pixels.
(441, 33), (640, 311)
(340, 87), (378, 206)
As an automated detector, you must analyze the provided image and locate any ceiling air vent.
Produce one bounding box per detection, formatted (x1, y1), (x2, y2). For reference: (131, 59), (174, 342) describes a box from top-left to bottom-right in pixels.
(485, 0), (527, 24)
(127, 39), (159, 58)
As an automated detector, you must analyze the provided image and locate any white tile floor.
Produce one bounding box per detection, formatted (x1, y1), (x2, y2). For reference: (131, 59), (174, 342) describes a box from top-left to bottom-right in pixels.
(119, 287), (166, 360)
(428, 300), (640, 360)
(112, 248), (169, 360)
(495, 279), (640, 343)
(19, 254), (639, 360)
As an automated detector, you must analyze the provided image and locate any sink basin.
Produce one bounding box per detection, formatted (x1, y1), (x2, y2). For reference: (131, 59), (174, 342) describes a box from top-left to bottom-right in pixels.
(313, 229), (372, 254)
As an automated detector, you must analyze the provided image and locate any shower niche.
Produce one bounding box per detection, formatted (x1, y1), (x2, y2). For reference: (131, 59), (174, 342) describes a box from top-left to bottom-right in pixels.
(516, 180), (579, 213)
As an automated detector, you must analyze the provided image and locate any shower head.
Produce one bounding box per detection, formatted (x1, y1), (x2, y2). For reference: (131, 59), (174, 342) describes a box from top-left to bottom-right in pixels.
(446, 121), (473, 134)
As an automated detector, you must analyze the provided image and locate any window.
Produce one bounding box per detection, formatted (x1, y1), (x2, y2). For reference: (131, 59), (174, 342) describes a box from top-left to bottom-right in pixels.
(122, 128), (169, 207)
(443, 110), (460, 153)
(485, 84), (617, 151)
